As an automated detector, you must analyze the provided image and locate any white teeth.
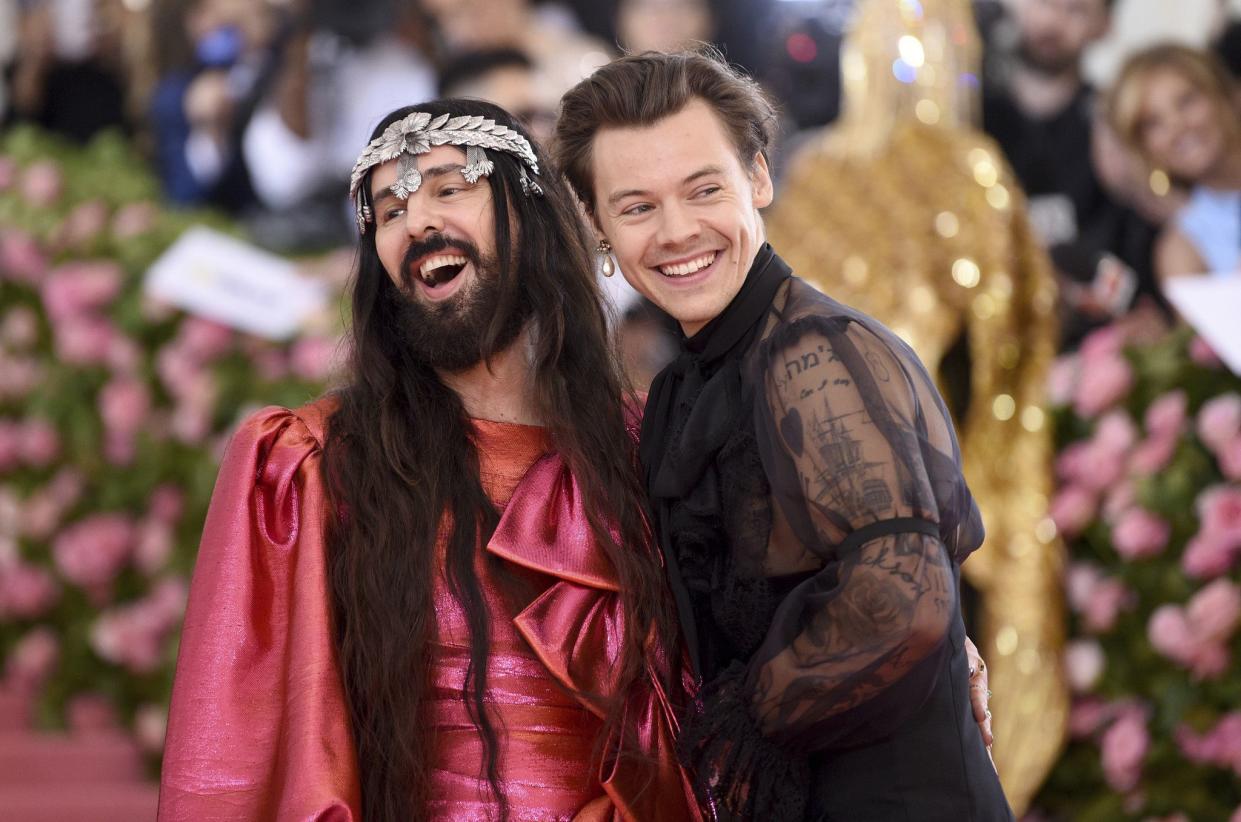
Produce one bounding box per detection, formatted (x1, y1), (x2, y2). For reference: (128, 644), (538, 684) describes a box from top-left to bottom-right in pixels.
(419, 254), (468, 279)
(658, 252), (717, 277)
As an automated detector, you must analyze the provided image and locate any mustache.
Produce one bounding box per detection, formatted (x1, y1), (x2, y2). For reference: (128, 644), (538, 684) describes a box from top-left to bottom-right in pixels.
(401, 234), (482, 283)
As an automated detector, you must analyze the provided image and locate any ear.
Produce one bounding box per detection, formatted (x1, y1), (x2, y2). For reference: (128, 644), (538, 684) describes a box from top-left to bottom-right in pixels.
(749, 151), (774, 209)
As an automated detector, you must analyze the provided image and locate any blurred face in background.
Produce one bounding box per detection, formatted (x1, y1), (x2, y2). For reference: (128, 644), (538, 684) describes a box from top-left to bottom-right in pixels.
(422, 0), (526, 50)
(1015, 0), (1110, 75)
(1134, 66), (1235, 183)
(445, 64), (556, 144)
(617, 0), (713, 53)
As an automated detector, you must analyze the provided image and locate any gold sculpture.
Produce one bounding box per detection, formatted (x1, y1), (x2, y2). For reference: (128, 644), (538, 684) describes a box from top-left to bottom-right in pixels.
(766, 0), (1066, 812)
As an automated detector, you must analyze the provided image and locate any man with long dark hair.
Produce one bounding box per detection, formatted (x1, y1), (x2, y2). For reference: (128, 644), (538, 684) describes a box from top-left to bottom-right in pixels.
(159, 99), (695, 821)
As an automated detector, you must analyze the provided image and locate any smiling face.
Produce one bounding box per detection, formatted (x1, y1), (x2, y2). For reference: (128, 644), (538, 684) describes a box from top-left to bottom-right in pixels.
(368, 143), (529, 371)
(1136, 67), (1230, 183)
(590, 99), (773, 337)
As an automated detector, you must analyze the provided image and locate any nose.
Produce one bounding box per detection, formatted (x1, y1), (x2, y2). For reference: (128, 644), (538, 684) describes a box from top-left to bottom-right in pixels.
(404, 196), (445, 240)
(655, 201), (699, 248)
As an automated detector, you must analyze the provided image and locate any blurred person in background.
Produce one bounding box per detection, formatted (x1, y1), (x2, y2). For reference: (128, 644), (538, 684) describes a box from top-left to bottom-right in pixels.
(982, 0), (1162, 348)
(148, 0), (279, 209)
(6, 0), (130, 141)
(615, 0), (715, 53)
(1108, 43), (1241, 282)
(437, 48), (555, 143)
(159, 98), (697, 821)
(421, 0), (612, 125)
(239, 0), (436, 250)
(1212, 0), (1241, 77)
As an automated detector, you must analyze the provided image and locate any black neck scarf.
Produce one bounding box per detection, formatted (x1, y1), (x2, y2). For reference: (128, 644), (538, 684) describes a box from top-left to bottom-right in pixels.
(639, 243), (791, 674)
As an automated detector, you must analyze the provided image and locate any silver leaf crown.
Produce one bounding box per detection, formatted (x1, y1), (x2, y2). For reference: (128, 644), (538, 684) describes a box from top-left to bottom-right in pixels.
(349, 111), (543, 233)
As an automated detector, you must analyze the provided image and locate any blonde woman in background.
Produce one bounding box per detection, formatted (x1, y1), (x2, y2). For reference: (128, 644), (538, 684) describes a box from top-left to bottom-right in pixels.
(1108, 44), (1241, 282)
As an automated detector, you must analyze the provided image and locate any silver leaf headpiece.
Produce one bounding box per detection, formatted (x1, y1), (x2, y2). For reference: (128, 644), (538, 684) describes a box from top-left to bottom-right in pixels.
(349, 111), (543, 233)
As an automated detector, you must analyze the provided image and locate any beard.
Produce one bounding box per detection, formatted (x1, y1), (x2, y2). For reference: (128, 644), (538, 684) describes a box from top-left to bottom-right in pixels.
(389, 234), (532, 373)
(1017, 35), (1080, 77)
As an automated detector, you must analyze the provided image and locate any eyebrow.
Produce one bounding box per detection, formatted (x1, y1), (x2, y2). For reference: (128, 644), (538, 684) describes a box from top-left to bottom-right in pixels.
(605, 165), (727, 207)
(372, 163), (469, 201)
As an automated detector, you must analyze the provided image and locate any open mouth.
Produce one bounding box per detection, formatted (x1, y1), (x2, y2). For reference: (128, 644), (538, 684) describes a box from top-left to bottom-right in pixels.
(657, 250), (718, 278)
(416, 253), (469, 288)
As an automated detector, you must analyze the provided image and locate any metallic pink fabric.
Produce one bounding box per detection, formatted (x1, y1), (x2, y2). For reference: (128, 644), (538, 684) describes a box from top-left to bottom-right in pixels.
(159, 401), (698, 821)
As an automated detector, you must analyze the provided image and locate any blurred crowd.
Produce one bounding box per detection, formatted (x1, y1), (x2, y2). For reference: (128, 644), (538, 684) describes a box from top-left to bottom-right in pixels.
(1, 0), (1239, 361)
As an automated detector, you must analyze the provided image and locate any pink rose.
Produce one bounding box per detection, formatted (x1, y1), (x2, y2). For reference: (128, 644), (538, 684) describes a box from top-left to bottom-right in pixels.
(0, 307), (39, 349)
(1047, 356), (1079, 407)
(99, 377), (151, 436)
(134, 703), (167, 752)
(5, 627), (59, 690)
(41, 261), (123, 321)
(156, 344), (203, 399)
(1068, 697), (1115, 738)
(111, 201), (156, 240)
(1051, 486), (1098, 538)
(1145, 391), (1188, 438)
(106, 334), (141, 374)
(148, 485), (184, 524)
(52, 514), (135, 594)
(1101, 708), (1149, 793)
(1182, 532), (1238, 579)
(253, 348), (290, 382)
(1190, 336), (1223, 368)
(291, 335), (338, 382)
(0, 356), (43, 399)
(1064, 640), (1105, 692)
(1198, 486), (1241, 542)
(178, 316), (234, 361)
(1188, 643), (1230, 680)
(1103, 481), (1137, 524)
(1198, 394), (1241, 454)
(1148, 605), (1194, 664)
(20, 160), (63, 206)
(19, 418), (60, 467)
(1080, 325), (1126, 360)
(1097, 411), (1139, 453)
(1187, 579), (1241, 644)
(0, 230), (48, 284)
(1084, 576), (1133, 633)
(1074, 354), (1134, 418)
(20, 492), (62, 540)
(134, 521), (173, 574)
(56, 200), (110, 249)
(1128, 433), (1178, 476)
(0, 563), (61, 618)
(1112, 508), (1170, 559)
(54, 316), (116, 366)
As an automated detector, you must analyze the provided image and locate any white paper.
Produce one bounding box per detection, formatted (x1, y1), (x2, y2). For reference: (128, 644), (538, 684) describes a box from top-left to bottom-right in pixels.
(1164, 275), (1241, 376)
(144, 226), (328, 340)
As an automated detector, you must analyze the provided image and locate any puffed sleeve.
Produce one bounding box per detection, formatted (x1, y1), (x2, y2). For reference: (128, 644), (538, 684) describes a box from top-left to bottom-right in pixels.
(158, 406), (361, 821)
(680, 315), (984, 819)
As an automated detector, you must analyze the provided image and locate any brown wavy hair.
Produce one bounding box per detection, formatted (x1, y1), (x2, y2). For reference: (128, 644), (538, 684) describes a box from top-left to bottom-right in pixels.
(321, 98), (676, 821)
(553, 47), (778, 214)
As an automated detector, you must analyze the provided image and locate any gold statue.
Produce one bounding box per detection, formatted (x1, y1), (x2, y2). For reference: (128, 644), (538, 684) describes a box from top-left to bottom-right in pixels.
(766, 0), (1066, 812)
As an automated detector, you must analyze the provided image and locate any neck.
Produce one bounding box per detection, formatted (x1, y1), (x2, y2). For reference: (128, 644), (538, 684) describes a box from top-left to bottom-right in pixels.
(1199, 143), (1241, 190)
(1011, 61), (1083, 119)
(438, 326), (541, 425)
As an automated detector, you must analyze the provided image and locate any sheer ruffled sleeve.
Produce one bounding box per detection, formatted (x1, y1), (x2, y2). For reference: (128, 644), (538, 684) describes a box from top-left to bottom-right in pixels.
(680, 314), (984, 818)
(159, 404), (360, 821)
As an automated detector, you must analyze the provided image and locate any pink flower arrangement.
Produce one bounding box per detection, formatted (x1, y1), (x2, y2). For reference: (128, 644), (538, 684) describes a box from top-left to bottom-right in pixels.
(0, 562), (61, 618)
(1065, 639), (1106, 692)
(4, 627), (60, 691)
(41, 261), (123, 322)
(110, 202), (156, 239)
(291, 335), (339, 381)
(52, 514), (136, 597)
(1198, 394), (1241, 455)
(1189, 336), (1223, 368)
(1177, 712), (1241, 775)
(55, 200), (110, 250)
(89, 578), (187, 673)
(19, 418), (60, 467)
(1074, 354), (1135, 418)
(134, 703), (168, 752)
(1111, 508), (1171, 560)
(1147, 580), (1241, 679)
(0, 306), (39, 348)
(1101, 707), (1150, 792)
(1066, 563), (1135, 632)
(0, 229), (48, 284)
(19, 160), (63, 207)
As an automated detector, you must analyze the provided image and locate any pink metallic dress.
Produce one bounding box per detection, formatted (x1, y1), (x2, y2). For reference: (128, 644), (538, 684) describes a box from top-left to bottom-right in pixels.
(158, 399), (698, 821)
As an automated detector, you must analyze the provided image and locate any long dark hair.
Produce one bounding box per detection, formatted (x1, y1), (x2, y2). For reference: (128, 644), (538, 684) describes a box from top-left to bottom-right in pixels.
(321, 99), (676, 821)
